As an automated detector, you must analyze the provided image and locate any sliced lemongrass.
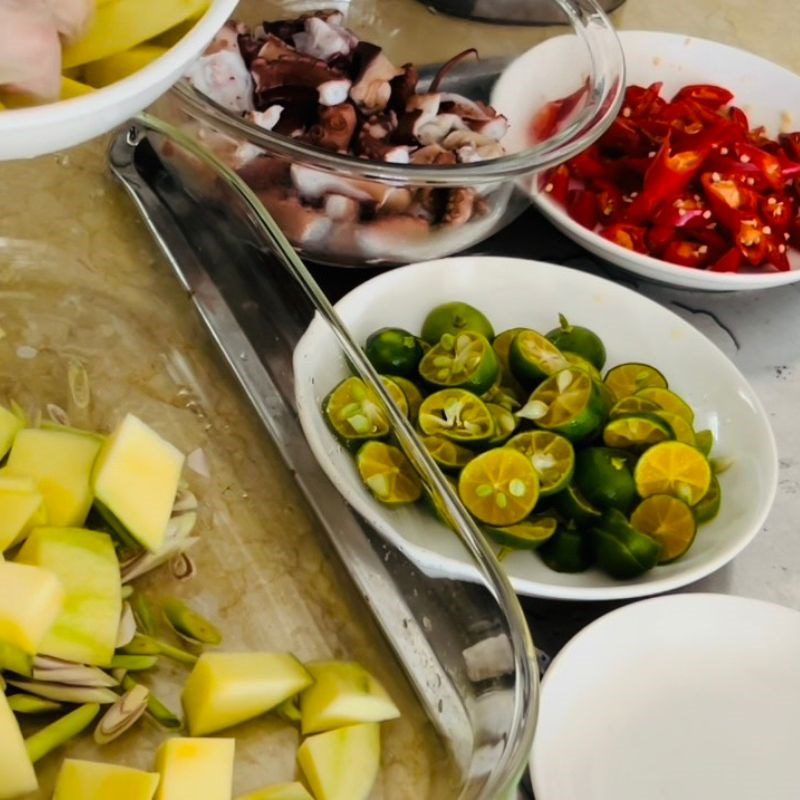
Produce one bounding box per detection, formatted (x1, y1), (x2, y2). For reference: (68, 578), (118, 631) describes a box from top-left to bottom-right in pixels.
(120, 584), (134, 600)
(46, 403), (70, 426)
(122, 675), (182, 731)
(274, 696), (301, 724)
(162, 597), (222, 647)
(9, 398), (28, 424)
(170, 552), (196, 581)
(517, 400), (549, 421)
(8, 694), (63, 715)
(32, 656), (118, 688)
(111, 668), (128, 683)
(25, 703), (100, 763)
(711, 456), (734, 475)
(110, 655), (158, 672)
(0, 642), (33, 677)
(94, 683), (149, 744)
(130, 593), (158, 637)
(67, 359), (91, 409)
(116, 601), (137, 648)
(8, 679), (118, 704)
(136, 634), (197, 665)
(120, 634), (162, 656)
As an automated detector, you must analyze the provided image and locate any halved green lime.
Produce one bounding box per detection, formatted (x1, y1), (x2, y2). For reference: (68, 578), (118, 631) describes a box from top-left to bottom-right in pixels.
(421, 301), (494, 344)
(550, 484), (602, 526)
(604, 362), (668, 400)
(591, 516), (661, 579)
(419, 331), (499, 395)
(487, 403), (519, 445)
(422, 435), (474, 472)
(482, 381), (523, 412)
(602, 413), (674, 452)
(509, 329), (570, 389)
(538, 527), (594, 573)
(356, 441), (422, 505)
(323, 376), (392, 448)
(634, 441), (712, 507)
(493, 327), (526, 376)
(562, 351), (602, 382)
(695, 429), (714, 456)
(365, 327), (424, 378)
(458, 448), (539, 526)
(505, 430), (575, 496)
(418, 389), (495, 446)
(635, 387), (695, 424)
(518, 368), (606, 443)
(391, 376), (424, 423)
(609, 396), (661, 419)
(546, 314), (607, 370)
(573, 447), (637, 513)
(653, 410), (696, 446)
(630, 494), (697, 563)
(485, 515), (558, 550)
(694, 474), (722, 523)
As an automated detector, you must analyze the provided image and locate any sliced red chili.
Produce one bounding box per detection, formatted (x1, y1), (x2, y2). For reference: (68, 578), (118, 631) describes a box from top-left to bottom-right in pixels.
(598, 117), (644, 154)
(766, 237), (791, 271)
(566, 189), (599, 230)
(600, 223), (649, 253)
(760, 194), (795, 232)
(734, 142), (784, 191)
(652, 193), (709, 230)
(529, 79), (590, 143)
(542, 164), (571, 206)
(662, 239), (713, 269)
(788, 215), (800, 249)
(728, 106), (750, 132)
(567, 146), (612, 182)
(735, 217), (769, 265)
(779, 132), (800, 162)
(594, 181), (626, 222)
(709, 247), (743, 272)
(700, 172), (758, 232)
(673, 84), (734, 110)
(624, 82), (666, 118)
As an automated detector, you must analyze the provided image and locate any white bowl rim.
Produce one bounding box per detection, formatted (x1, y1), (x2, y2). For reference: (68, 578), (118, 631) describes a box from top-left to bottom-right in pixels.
(526, 30), (800, 290)
(0, 0), (239, 131)
(294, 255), (779, 601)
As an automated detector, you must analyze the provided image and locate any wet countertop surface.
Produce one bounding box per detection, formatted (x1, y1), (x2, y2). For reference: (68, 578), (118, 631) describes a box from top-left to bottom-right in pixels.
(0, 0), (799, 790)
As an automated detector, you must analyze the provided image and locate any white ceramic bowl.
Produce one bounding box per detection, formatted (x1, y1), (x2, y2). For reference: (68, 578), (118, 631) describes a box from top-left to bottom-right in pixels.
(0, 0), (238, 161)
(492, 31), (800, 291)
(531, 594), (800, 800)
(294, 256), (778, 601)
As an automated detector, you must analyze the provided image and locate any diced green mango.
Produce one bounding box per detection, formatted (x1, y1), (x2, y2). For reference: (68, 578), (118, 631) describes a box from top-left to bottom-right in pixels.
(0, 481), (46, 551)
(155, 737), (235, 800)
(300, 661), (401, 734)
(92, 414), (185, 552)
(0, 561), (63, 654)
(0, 691), (38, 799)
(17, 528), (121, 666)
(297, 723), (380, 800)
(237, 783), (314, 800)
(182, 652), (313, 736)
(53, 759), (160, 800)
(5, 428), (102, 526)
(0, 405), (23, 459)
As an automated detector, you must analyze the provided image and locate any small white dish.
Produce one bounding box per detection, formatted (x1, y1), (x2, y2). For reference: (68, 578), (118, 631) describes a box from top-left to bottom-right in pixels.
(531, 593), (800, 800)
(0, 0), (238, 160)
(293, 256), (778, 601)
(492, 30), (800, 291)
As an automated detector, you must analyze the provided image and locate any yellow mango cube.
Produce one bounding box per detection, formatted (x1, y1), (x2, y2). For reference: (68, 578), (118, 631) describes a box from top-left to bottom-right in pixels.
(17, 528), (120, 666)
(297, 723), (380, 800)
(300, 661), (400, 734)
(53, 759), (160, 800)
(237, 783), (313, 800)
(5, 427), (102, 527)
(182, 652), (313, 736)
(92, 414), (185, 552)
(83, 45), (168, 87)
(155, 737), (235, 800)
(0, 405), (23, 459)
(0, 691), (38, 799)
(0, 561), (63, 654)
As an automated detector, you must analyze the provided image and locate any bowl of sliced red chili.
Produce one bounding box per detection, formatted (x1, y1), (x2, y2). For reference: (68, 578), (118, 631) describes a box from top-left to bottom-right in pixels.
(494, 30), (800, 290)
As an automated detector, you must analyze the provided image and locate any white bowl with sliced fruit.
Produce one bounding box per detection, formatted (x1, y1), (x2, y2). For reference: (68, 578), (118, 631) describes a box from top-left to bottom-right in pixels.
(0, 0), (239, 160)
(294, 256), (778, 601)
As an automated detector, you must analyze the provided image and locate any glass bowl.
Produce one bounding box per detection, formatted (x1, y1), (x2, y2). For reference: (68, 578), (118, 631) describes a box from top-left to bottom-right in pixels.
(152, 0), (624, 267)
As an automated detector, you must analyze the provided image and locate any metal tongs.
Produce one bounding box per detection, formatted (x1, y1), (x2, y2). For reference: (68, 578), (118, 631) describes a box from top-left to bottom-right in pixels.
(121, 112), (538, 800)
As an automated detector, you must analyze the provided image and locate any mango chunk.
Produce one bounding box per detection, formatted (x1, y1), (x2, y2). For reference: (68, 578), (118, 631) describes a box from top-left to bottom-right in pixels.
(0, 405), (23, 459)
(83, 45), (168, 87)
(155, 737), (235, 800)
(53, 759), (160, 800)
(0, 691), (38, 798)
(0, 481), (46, 551)
(300, 661), (400, 734)
(5, 427), (102, 527)
(17, 528), (121, 666)
(60, 76), (95, 99)
(297, 723), (380, 800)
(0, 561), (63, 655)
(92, 414), (185, 552)
(182, 652), (313, 736)
(237, 783), (314, 800)
(63, 0), (210, 68)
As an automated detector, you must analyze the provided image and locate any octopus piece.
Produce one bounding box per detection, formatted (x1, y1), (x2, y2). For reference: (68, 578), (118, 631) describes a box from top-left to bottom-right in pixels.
(416, 113), (468, 146)
(439, 92), (509, 140)
(250, 54), (343, 94)
(256, 188), (333, 246)
(186, 24), (254, 112)
(388, 63), (419, 113)
(442, 187), (476, 227)
(256, 33), (297, 62)
(293, 15), (358, 62)
(410, 144), (457, 166)
(317, 78), (352, 106)
(237, 155), (292, 191)
(407, 93), (442, 117)
(308, 103), (358, 152)
(355, 215), (433, 260)
(357, 129), (411, 163)
(245, 106), (284, 131)
(257, 85), (318, 137)
(324, 193), (361, 222)
(349, 41), (403, 113)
